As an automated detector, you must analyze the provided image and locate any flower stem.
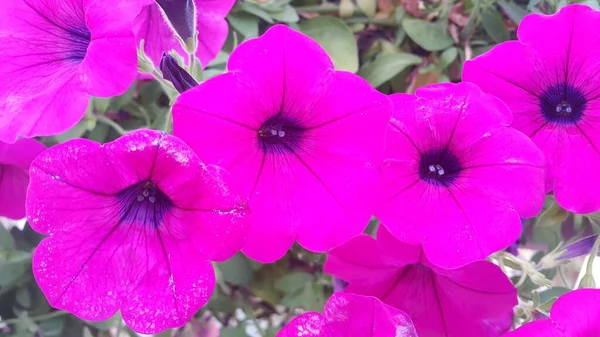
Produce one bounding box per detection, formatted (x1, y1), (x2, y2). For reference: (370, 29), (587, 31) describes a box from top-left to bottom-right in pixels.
(579, 234), (600, 288)
(1, 310), (68, 325)
(95, 115), (127, 135)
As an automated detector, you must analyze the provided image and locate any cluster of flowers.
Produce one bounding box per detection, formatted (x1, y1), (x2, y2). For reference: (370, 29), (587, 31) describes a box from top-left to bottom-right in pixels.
(1, 0), (600, 336)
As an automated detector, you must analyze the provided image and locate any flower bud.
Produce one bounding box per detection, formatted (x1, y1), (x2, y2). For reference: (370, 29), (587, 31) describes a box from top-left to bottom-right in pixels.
(156, 0), (197, 47)
(579, 274), (596, 289)
(560, 234), (599, 260)
(160, 53), (198, 93)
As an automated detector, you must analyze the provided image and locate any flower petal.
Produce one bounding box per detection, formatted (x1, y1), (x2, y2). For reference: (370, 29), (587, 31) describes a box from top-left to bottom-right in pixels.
(0, 166), (29, 220)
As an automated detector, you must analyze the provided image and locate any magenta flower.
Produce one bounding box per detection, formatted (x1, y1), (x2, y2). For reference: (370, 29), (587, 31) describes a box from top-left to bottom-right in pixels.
(376, 82), (545, 268)
(172, 24), (392, 263)
(134, 0), (235, 69)
(277, 292), (418, 337)
(324, 225), (517, 337)
(26, 129), (250, 334)
(504, 288), (600, 337)
(462, 4), (600, 213)
(0, 139), (46, 220)
(0, 0), (141, 143)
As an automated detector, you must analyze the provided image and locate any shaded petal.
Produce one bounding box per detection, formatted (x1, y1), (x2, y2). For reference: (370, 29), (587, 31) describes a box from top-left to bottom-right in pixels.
(376, 225), (422, 266)
(502, 320), (556, 337)
(278, 312), (337, 337)
(80, 0), (139, 96)
(0, 166), (29, 220)
(135, 4), (184, 65)
(460, 127), (545, 218)
(551, 128), (600, 213)
(324, 234), (392, 283)
(323, 293), (417, 337)
(422, 185), (522, 268)
(551, 288), (600, 336)
(0, 138), (47, 169)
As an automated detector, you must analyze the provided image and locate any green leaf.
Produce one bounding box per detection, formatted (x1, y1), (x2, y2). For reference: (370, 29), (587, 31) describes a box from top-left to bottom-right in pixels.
(356, 0), (377, 17)
(299, 16), (359, 72)
(92, 97), (111, 114)
(228, 13), (260, 38)
(538, 287), (571, 304)
(38, 317), (66, 337)
(53, 120), (89, 143)
(481, 8), (510, 43)
(275, 272), (314, 293)
(270, 5), (299, 23)
(0, 251), (31, 287)
(15, 287), (31, 308)
(498, 0), (529, 24)
(236, 2), (274, 23)
(439, 47), (458, 69)
(357, 52), (422, 88)
(217, 253), (254, 285)
(280, 283), (324, 311)
(402, 18), (454, 51)
(109, 84), (136, 111)
(0, 225), (15, 252)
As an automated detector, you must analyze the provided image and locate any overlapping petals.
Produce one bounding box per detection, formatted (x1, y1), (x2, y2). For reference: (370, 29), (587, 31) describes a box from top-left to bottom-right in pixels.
(463, 4), (600, 213)
(26, 129), (250, 333)
(173, 24), (392, 262)
(277, 293), (418, 337)
(325, 226), (517, 337)
(504, 289), (600, 336)
(0, 139), (46, 219)
(376, 82), (545, 268)
(0, 0), (141, 142)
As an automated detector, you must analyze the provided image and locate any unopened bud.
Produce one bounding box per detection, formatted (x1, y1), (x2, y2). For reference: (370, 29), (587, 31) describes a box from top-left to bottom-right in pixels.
(579, 274), (596, 289)
(160, 53), (198, 93)
(156, 0), (197, 50)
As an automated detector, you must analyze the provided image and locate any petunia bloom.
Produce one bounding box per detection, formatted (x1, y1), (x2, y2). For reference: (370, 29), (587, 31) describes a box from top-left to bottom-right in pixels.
(462, 4), (600, 213)
(134, 0), (235, 69)
(172, 24), (392, 263)
(376, 82), (545, 268)
(0, 139), (46, 220)
(0, 0), (141, 143)
(503, 288), (600, 336)
(277, 292), (418, 337)
(26, 129), (250, 333)
(325, 225), (517, 337)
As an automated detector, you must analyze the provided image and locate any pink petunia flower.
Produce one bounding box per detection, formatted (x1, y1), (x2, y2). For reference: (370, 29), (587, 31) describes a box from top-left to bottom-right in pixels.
(172, 24), (392, 263)
(0, 139), (46, 220)
(324, 225), (517, 337)
(462, 4), (600, 213)
(376, 82), (545, 268)
(277, 292), (418, 337)
(26, 129), (250, 334)
(0, 0), (142, 143)
(503, 288), (600, 337)
(134, 0), (235, 69)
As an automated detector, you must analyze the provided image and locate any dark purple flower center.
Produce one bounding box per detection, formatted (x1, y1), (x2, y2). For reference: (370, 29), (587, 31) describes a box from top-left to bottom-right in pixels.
(23, 1), (91, 62)
(540, 83), (587, 124)
(117, 180), (174, 228)
(258, 115), (305, 154)
(418, 148), (462, 186)
(64, 25), (92, 61)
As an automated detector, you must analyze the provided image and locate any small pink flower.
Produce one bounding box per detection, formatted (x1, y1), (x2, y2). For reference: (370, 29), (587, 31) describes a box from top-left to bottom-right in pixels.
(277, 292), (418, 337)
(26, 129), (250, 334)
(0, 139), (46, 220)
(376, 82), (545, 268)
(462, 4), (600, 213)
(172, 25), (392, 263)
(0, 0), (142, 143)
(134, 0), (235, 69)
(325, 226), (517, 337)
(503, 288), (600, 337)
